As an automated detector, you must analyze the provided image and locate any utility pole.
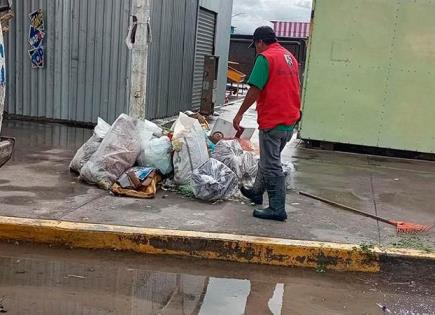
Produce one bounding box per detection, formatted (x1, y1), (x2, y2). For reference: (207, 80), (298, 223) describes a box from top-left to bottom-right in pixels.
(128, 0), (151, 120)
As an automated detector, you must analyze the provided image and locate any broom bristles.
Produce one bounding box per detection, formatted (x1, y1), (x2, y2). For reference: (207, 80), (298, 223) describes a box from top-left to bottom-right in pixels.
(393, 221), (433, 234)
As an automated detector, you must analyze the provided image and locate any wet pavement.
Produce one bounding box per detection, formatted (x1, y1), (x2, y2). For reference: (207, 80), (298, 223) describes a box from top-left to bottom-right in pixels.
(0, 243), (433, 314)
(0, 106), (434, 251)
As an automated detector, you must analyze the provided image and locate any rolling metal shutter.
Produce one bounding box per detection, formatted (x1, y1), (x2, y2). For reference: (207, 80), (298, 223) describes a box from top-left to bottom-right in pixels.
(191, 8), (216, 109)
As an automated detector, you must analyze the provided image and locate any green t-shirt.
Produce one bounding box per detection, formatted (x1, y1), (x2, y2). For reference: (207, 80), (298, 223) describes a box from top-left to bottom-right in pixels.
(248, 55), (294, 131)
(247, 55), (269, 90)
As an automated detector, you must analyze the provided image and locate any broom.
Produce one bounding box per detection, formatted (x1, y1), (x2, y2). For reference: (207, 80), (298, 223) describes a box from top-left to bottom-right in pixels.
(299, 191), (433, 234)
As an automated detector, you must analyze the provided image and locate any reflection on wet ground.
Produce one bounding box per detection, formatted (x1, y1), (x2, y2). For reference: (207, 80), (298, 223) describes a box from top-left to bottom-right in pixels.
(1, 120), (92, 156)
(0, 243), (433, 315)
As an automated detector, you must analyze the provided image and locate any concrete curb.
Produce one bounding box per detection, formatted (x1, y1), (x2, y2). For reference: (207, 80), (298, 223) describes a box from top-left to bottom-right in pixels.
(0, 216), (433, 272)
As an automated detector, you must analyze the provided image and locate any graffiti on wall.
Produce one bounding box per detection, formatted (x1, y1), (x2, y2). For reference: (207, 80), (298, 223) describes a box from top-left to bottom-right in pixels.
(0, 23), (5, 86)
(28, 9), (45, 68)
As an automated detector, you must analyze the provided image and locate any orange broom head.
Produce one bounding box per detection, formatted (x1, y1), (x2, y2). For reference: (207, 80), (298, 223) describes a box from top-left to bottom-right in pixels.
(392, 221), (433, 234)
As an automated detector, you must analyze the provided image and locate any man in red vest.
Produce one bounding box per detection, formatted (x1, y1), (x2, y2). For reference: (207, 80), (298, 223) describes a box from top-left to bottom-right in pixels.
(233, 26), (301, 221)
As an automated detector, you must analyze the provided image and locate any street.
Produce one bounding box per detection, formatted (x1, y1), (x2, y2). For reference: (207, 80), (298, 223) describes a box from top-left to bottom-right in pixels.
(0, 243), (433, 315)
(0, 0), (434, 314)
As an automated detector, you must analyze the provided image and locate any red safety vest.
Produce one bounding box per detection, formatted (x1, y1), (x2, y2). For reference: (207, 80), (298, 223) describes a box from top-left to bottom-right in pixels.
(257, 43), (301, 129)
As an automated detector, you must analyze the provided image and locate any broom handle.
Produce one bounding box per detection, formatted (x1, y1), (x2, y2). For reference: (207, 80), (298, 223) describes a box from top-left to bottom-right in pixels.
(299, 191), (394, 225)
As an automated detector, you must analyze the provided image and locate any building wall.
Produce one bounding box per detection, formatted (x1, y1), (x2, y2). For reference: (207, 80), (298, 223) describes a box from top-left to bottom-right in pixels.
(300, 0), (435, 153)
(145, 0), (198, 119)
(5, 0), (133, 124)
(199, 0), (233, 107)
(146, 0), (232, 119)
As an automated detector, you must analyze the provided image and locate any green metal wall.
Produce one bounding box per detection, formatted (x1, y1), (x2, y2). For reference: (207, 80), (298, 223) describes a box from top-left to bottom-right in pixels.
(300, 0), (435, 153)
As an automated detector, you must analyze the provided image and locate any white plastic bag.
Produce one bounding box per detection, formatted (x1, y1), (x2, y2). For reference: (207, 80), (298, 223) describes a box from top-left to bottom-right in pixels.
(69, 117), (111, 173)
(137, 136), (173, 175)
(80, 114), (141, 189)
(191, 158), (238, 201)
(172, 113), (209, 185)
(136, 118), (165, 169)
(137, 119), (163, 140)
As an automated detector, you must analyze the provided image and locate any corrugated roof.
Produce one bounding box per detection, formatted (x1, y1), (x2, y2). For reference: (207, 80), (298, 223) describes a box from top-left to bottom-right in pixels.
(271, 21), (310, 38)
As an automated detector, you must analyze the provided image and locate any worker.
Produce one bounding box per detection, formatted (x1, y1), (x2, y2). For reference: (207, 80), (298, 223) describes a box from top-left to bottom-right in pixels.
(233, 26), (301, 221)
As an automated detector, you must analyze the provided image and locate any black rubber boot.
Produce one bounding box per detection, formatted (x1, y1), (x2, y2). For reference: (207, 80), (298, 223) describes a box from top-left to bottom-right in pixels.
(240, 186), (263, 205)
(240, 166), (264, 205)
(253, 176), (287, 222)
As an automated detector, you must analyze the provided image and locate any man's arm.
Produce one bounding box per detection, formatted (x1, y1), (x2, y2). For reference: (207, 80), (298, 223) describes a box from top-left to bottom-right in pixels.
(233, 55), (269, 131)
(233, 87), (261, 131)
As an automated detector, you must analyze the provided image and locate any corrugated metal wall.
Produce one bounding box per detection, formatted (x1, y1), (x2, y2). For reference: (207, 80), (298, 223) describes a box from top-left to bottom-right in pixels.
(5, 0), (132, 124)
(146, 0), (199, 119)
(191, 7), (216, 109)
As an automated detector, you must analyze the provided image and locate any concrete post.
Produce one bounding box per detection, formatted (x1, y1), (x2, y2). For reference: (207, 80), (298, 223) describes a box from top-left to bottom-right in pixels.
(128, 0), (151, 120)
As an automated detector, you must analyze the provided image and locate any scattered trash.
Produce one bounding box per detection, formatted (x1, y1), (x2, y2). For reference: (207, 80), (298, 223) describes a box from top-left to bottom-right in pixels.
(69, 111), (263, 205)
(172, 113), (209, 185)
(210, 117), (255, 139)
(237, 138), (257, 153)
(0, 296), (6, 313)
(191, 158), (238, 201)
(185, 110), (209, 130)
(112, 166), (161, 199)
(66, 274), (86, 279)
(376, 303), (391, 313)
(80, 114), (142, 190)
(177, 184), (195, 198)
(283, 162), (295, 190)
(69, 117), (111, 173)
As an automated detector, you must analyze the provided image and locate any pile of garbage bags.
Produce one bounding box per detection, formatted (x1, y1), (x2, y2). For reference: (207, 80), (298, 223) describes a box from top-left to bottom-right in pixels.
(70, 112), (259, 202)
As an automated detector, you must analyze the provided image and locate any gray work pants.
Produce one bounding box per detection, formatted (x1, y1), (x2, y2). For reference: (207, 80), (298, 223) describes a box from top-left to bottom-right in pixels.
(259, 127), (293, 177)
(251, 127), (293, 194)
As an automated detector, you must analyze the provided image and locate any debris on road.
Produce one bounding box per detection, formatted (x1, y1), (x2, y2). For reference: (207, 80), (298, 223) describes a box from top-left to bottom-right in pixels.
(112, 166), (161, 199)
(66, 274), (86, 279)
(70, 112), (260, 203)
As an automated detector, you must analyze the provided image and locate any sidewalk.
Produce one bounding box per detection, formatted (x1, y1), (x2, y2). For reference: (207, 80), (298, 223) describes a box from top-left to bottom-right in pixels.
(0, 107), (434, 271)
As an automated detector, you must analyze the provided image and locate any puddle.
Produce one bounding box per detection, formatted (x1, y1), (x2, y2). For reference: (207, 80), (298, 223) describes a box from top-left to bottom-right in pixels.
(0, 243), (433, 315)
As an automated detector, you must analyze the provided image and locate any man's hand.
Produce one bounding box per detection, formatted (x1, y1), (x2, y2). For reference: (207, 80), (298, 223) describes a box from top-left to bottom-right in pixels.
(233, 86), (260, 132)
(233, 113), (243, 131)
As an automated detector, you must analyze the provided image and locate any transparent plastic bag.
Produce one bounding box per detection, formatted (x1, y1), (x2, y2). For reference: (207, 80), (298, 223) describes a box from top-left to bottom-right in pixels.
(212, 140), (258, 182)
(172, 113), (209, 185)
(69, 117), (111, 173)
(240, 152), (258, 187)
(212, 140), (243, 177)
(80, 114), (141, 189)
(137, 136), (173, 175)
(191, 158), (238, 201)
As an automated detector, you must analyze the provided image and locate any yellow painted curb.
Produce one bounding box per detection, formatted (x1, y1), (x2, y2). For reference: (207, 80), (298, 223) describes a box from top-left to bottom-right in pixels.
(0, 216), (431, 272)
